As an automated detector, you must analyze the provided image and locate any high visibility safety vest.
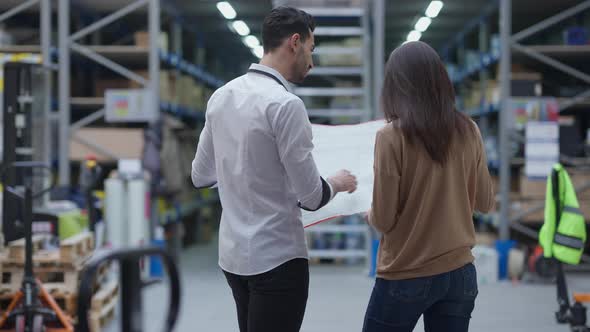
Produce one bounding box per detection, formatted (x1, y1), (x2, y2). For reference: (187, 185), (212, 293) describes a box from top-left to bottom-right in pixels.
(540, 164), (587, 265)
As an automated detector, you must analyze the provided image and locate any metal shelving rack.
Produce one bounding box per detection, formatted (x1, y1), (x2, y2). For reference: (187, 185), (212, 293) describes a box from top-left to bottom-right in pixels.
(442, 0), (590, 266)
(272, 1), (384, 267)
(271, 3), (373, 122)
(57, 0), (226, 186)
(0, 1), (224, 255)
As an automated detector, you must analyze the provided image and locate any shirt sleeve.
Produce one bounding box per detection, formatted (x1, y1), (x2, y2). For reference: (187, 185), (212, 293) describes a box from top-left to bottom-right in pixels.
(368, 129), (401, 234)
(273, 98), (333, 211)
(474, 125), (495, 213)
(191, 113), (217, 189)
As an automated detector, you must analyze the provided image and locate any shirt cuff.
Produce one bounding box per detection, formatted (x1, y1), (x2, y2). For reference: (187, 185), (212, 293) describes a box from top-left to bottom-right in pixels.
(326, 179), (337, 200)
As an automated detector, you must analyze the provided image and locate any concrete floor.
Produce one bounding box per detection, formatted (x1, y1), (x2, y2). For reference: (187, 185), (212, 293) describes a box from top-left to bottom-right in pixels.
(104, 238), (590, 332)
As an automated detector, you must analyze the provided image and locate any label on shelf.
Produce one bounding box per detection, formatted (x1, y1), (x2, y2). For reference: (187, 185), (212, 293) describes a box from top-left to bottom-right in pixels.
(105, 89), (156, 122)
(525, 121), (559, 179)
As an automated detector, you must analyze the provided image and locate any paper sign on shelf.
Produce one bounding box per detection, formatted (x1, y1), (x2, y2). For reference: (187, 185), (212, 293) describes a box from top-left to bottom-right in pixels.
(302, 120), (385, 227)
(105, 89), (156, 122)
(525, 121), (559, 179)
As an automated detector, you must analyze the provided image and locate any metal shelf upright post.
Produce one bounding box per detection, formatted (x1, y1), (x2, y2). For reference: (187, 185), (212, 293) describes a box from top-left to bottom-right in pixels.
(443, 0), (590, 266)
(57, 0), (161, 186)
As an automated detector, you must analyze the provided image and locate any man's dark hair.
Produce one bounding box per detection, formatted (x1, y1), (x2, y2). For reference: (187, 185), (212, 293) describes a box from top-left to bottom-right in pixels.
(262, 6), (315, 53)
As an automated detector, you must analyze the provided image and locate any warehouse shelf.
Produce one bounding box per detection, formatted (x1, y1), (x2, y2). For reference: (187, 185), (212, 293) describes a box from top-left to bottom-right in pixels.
(0, 45), (43, 53)
(159, 195), (219, 226)
(314, 46), (363, 56)
(308, 108), (364, 118)
(450, 48), (590, 88)
(0, 45), (224, 88)
(522, 44), (590, 60)
(298, 7), (363, 17)
(451, 51), (500, 84)
(160, 51), (224, 88)
(308, 249), (367, 259)
(70, 97), (206, 123)
(306, 224), (367, 233)
(160, 102), (205, 122)
(464, 105), (499, 117)
(314, 27), (363, 37)
(295, 87), (364, 97)
(70, 97), (106, 109)
(308, 67), (363, 76)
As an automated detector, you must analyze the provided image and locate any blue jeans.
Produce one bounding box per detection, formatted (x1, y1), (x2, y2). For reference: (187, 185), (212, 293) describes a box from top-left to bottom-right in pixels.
(363, 263), (478, 332)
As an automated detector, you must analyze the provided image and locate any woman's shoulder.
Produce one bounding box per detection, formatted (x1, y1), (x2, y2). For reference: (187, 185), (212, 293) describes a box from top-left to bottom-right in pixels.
(376, 121), (404, 150)
(377, 120), (402, 135)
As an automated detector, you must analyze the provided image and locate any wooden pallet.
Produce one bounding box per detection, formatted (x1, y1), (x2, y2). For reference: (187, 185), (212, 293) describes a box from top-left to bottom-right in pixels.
(91, 281), (119, 312)
(4, 232), (94, 267)
(0, 259), (111, 297)
(60, 232), (94, 264)
(6, 234), (51, 262)
(0, 279), (119, 321)
(89, 282), (119, 332)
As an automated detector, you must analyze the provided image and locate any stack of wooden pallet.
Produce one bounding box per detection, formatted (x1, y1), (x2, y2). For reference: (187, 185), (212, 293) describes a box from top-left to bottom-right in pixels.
(0, 232), (118, 332)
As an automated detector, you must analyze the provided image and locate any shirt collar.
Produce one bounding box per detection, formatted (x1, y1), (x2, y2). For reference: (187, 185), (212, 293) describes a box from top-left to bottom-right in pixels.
(248, 63), (294, 93)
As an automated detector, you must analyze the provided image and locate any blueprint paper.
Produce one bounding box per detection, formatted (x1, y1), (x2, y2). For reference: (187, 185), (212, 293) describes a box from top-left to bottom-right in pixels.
(302, 120), (385, 227)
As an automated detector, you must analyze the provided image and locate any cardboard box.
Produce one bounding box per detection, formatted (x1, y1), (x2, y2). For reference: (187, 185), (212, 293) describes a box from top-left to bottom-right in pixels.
(512, 199), (590, 223)
(134, 31), (168, 52)
(94, 78), (130, 97)
(520, 177), (547, 198)
(491, 175), (521, 196)
(130, 70), (172, 102)
(521, 169), (590, 199)
(177, 76), (194, 107)
(69, 128), (144, 161)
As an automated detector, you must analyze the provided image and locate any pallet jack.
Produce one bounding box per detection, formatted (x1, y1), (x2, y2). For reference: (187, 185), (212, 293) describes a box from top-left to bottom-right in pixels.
(76, 247), (181, 332)
(547, 167), (590, 332)
(555, 261), (589, 332)
(0, 162), (73, 332)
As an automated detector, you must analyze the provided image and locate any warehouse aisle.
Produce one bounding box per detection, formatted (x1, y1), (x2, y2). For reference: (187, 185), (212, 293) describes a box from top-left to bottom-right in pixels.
(104, 237), (587, 332)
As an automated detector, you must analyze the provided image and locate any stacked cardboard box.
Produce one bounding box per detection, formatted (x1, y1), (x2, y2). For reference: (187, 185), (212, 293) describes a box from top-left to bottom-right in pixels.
(515, 169), (590, 223)
(134, 31), (169, 52)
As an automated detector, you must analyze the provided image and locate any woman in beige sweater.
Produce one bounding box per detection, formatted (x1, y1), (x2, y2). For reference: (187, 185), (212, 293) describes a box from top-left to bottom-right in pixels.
(362, 41), (495, 332)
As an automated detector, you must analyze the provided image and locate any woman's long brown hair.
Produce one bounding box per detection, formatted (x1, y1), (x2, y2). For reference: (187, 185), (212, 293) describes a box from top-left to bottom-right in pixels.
(381, 41), (472, 165)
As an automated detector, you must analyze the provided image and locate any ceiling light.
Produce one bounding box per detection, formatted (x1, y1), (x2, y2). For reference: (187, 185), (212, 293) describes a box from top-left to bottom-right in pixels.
(216, 2), (236, 20)
(253, 45), (264, 59)
(415, 17), (432, 32)
(243, 35), (260, 48)
(232, 20), (250, 36)
(407, 30), (422, 42)
(425, 1), (443, 18)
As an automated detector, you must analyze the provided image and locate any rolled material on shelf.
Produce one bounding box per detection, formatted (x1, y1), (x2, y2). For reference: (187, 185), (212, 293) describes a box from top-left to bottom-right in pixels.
(105, 178), (125, 248)
(472, 245), (499, 285)
(127, 179), (148, 246)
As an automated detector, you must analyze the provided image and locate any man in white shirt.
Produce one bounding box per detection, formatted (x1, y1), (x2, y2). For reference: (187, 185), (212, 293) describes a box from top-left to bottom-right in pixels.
(191, 6), (357, 332)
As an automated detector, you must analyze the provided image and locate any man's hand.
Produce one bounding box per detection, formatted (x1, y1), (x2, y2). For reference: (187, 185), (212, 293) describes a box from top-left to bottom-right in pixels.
(327, 169), (358, 194)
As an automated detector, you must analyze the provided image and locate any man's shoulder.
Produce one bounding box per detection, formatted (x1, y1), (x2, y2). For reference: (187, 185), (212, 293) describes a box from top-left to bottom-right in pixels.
(215, 75), (300, 104)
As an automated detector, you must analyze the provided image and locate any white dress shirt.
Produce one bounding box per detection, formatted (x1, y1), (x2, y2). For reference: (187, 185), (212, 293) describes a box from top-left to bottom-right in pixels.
(191, 63), (334, 276)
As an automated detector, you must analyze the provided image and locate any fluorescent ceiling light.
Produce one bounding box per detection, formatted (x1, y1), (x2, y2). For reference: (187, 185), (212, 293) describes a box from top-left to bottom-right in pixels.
(414, 17), (432, 32)
(232, 20), (250, 36)
(244, 35), (260, 48)
(425, 1), (443, 18)
(216, 2), (237, 20)
(253, 45), (264, 59)
(407, 30), (422, 42)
